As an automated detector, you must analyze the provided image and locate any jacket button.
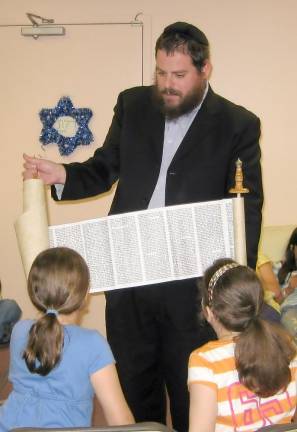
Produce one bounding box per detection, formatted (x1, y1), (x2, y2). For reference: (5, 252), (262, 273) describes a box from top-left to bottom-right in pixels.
(168, 171), (176, 176)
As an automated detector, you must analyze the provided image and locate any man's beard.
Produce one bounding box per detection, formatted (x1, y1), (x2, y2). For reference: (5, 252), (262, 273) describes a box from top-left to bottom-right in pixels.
(152, 80), (207, 120)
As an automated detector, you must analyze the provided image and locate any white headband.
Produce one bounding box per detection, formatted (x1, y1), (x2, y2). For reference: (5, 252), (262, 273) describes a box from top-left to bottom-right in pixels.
(208, 263), (240, 305)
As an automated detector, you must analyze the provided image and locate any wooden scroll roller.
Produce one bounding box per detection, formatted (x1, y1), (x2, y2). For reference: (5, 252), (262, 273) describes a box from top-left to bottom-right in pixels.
(229, 158), (248, 265)
(229, 158), (249, 195)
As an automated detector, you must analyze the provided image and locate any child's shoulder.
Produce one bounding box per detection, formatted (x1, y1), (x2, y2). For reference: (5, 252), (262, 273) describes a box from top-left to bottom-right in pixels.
(10, 319), (34, 345)
(64, 325), (114, 365)
(190, 339), (234, 361)
(12, 319), (34, 334)
(65, 325), (108, 345)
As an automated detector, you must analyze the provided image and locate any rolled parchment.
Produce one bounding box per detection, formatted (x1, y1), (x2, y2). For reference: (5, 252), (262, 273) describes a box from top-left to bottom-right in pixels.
(15, 179), (49, 277)
(232, 195), (247, 265)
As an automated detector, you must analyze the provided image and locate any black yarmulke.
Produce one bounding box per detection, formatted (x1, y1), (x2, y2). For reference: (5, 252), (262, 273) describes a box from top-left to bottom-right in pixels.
(163, 22), (209, 46)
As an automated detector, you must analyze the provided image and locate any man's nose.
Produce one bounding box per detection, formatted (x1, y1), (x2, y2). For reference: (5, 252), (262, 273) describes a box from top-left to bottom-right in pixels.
(164, 74), (174, 88)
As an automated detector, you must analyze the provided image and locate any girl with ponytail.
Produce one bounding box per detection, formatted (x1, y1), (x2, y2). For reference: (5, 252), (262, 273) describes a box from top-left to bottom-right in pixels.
(0, 247), (133, 430)
(188, 259), (297, 432)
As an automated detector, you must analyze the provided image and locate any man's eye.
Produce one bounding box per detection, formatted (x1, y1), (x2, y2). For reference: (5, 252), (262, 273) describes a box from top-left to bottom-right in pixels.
(157, 71), (166, 76)
(176, 74), (185, 78)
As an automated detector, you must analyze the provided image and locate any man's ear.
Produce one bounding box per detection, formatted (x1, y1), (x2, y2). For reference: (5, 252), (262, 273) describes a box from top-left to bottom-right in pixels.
(201, 60), (212, 79)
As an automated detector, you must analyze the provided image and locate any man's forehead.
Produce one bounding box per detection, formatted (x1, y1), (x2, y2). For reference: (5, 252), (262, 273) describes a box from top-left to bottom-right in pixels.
(156, 49), (194, 66)
(155, 65), (188, 73)
(155, 53), (199, 77)
(156, 46), (190, 58)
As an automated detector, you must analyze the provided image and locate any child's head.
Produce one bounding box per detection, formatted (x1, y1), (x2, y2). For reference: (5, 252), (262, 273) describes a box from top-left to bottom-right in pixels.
(201, 258), (296, 397)
(278, 227), (297, 284)
(285, 227), (297, 267)
(201, 258), (263, 332)
(24, 247), (90, 376)
(28, 246), (90, 315)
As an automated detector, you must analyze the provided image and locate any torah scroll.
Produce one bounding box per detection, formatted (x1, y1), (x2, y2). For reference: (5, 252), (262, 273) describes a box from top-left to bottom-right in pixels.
(15, 179), (49, 277)
(49, 198), (246, 293)
(15, 179), (246, 290)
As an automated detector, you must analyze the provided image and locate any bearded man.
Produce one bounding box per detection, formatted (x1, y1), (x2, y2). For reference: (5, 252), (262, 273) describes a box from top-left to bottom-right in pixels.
(23, 22), (263, 432)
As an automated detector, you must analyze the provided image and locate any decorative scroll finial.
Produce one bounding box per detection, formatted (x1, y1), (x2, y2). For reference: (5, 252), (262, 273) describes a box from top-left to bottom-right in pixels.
(229, 158), (249, 194)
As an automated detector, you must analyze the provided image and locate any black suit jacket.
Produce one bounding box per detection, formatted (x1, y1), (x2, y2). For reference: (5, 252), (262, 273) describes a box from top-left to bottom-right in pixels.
(53, 86), (263, 268)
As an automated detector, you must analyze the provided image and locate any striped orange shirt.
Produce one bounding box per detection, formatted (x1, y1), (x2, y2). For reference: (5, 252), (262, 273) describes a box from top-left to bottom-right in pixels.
(188, 339), (297, 432)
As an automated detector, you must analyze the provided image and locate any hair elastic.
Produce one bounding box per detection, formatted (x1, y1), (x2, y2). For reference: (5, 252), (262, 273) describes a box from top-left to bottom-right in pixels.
(46, 308), (59, 317)
(208, 263), (240, 305)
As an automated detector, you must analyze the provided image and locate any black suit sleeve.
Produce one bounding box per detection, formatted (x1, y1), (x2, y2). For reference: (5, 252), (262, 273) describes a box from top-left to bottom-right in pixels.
(51, 92), (124, 201)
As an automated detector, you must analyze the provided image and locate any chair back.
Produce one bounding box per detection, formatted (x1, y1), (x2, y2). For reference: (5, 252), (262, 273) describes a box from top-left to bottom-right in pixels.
(257, 423), (297, 432)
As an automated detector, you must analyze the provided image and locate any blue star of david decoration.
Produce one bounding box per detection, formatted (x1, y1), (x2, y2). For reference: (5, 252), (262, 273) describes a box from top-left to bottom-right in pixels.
(39, 96), (93, 156)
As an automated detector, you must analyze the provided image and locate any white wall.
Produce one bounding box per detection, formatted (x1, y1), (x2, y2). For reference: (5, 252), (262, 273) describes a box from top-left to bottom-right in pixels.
(1, 0), (296, 333)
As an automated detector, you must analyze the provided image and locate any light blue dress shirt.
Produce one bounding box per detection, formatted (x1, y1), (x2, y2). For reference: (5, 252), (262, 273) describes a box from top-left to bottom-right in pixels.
(148, 84), (208, 209)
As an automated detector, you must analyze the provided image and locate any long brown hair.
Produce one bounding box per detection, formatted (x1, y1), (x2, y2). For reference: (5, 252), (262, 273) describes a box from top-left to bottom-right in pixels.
(201, 258), (296, 397)
(23, 247), (90, 376)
